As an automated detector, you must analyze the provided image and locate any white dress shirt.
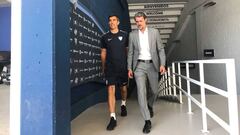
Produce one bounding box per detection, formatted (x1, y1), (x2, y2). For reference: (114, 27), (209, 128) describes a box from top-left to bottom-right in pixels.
(138, 28), (152, 60)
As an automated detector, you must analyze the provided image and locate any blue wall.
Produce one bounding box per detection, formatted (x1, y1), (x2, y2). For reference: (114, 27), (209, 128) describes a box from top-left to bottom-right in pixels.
(79, 0), (131, 33)
(0, 6), (11, 51)
(20, 0), (70, 134)
(55, 0), (71, 134)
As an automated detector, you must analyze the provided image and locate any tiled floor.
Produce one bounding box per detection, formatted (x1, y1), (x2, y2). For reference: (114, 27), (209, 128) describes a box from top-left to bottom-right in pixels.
(71, 95), (235, 135)
(1, 84), (239, 135)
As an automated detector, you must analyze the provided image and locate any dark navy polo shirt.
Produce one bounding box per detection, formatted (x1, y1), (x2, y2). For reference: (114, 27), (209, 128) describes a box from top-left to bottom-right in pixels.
(101, 30), (128, 75)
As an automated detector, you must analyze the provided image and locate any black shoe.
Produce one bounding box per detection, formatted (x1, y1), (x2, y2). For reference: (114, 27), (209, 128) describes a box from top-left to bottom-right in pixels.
(121, 105), (127, 116)
(106, 117), (117, 131)
(148, 105), (154, 118)
(143, 120), (152, 134)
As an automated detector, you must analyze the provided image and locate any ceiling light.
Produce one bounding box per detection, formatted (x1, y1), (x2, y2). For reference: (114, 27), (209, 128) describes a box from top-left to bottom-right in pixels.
(203, 1), (216, 8)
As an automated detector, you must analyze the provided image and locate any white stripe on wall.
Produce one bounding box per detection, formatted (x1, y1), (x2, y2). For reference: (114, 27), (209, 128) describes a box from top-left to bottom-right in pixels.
(10, 0), (22, 135)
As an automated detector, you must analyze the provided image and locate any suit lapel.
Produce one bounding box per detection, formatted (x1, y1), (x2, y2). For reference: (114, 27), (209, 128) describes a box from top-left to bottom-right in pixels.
(135, 30), (140, 49)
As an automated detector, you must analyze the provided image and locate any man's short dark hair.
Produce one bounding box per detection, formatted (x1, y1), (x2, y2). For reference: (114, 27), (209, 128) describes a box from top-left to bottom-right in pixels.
(134, 12), (147, 19)
(108, 15), (119, 21)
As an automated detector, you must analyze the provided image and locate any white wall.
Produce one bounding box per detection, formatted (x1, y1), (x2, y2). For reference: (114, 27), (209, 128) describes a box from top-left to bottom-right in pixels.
(167, 13), (197, 62)
(167, 0), (240, 94)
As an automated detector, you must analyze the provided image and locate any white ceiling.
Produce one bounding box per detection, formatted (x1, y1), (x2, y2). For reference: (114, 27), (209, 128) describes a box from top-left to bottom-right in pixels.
(0, 0), (10, 5)
(127, 0), (188, 3)
(128, 1), (187, 44)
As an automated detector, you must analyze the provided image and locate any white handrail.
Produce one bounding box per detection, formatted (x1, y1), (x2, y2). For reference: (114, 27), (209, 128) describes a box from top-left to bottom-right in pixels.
(158, 59), (239, 135)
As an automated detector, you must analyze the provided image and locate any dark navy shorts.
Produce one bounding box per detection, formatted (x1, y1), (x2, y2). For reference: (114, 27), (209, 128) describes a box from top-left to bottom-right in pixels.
(105, 73), (128, 87)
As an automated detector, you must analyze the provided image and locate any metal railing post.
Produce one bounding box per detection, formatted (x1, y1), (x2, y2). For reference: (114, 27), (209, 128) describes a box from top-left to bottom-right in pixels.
(162, 74), (166, 96)
(165, 72), (168, 95)
(186, 63), (192, 114)
(199, 63), (209, 133)
(168, 67), (172, 95)
(226, 60), (239, 135)
(172, 63), (176, 96)
(178, 63), (183, 104)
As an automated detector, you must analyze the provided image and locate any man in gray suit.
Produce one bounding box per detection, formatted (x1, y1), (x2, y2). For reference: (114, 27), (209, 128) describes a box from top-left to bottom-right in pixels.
(128, 12), (166, 134)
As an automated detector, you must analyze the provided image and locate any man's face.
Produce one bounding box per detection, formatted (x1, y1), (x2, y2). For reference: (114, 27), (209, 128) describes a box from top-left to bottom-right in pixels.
(109, 16), (119, 30)
(135, 16), (147, 31)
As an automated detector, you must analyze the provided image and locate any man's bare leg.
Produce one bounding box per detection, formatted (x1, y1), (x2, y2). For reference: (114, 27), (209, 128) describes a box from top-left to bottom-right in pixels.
(120, 85), (127, 101)
(120, 85), (127, 116)
(108, 85), (116, 118)
(106, 85), (117, 130)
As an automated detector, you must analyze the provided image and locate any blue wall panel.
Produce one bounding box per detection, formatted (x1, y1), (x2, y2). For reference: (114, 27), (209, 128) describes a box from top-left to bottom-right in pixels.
(20, 0), (70, 134)
(21, 0), (54, 134)
(55, 0), (71, 134)
(0, 6), (11, 51)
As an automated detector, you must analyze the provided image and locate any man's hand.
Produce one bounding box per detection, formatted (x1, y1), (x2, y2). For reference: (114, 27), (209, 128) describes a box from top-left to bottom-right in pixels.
(160, 66), (166, 75)
(128, 69), (133, 79)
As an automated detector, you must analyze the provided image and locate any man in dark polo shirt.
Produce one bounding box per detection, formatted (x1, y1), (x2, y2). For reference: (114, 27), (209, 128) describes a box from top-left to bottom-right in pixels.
(101, 15), (128, 131)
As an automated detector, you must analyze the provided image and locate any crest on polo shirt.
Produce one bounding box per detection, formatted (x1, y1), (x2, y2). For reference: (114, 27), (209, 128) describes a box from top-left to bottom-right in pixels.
(118, 36), (123, 41)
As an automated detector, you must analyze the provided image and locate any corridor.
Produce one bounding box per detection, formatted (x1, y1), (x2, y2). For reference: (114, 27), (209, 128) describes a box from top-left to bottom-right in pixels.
(1, 0), (240, 134)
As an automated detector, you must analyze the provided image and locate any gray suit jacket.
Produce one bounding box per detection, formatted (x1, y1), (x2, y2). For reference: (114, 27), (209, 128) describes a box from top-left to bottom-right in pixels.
(128, 27), (166, 72)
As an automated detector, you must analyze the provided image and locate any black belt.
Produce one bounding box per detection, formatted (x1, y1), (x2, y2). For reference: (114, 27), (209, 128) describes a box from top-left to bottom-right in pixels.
(138, 59), (153, 63)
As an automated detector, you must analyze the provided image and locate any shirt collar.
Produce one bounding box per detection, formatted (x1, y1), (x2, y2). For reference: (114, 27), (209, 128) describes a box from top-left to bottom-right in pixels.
(138, 27), (148, 34)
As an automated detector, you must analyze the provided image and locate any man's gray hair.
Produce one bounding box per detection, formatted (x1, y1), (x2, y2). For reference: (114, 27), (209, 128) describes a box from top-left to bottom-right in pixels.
(134, 12), (147, 19)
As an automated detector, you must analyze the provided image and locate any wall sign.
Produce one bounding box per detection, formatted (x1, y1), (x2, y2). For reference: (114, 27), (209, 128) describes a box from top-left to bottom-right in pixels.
(70, 2), (104, 87)
(204, 49), (214, 57)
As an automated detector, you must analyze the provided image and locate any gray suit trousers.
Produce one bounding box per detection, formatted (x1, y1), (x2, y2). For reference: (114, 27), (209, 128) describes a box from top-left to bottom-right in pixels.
(134, 62), (159, 120)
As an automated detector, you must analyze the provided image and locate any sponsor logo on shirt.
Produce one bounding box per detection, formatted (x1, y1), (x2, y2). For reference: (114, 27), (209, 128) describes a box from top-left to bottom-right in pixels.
(118, 36), (123, 41)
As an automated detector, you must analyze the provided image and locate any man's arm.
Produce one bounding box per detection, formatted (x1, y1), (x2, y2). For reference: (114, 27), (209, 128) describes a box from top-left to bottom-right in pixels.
(156, 29), (166, 74)
(127, 33), (134, 78)
(101, 48), (107, 73)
